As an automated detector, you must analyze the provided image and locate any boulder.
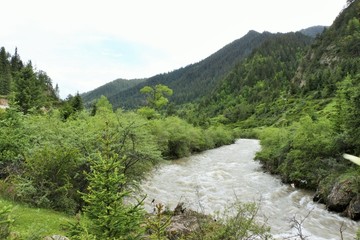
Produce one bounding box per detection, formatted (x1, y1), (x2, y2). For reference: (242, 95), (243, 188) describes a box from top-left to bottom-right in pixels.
(166, 202), (212, 240)
(326, 180), (355, 212)
(167, 212), (199, 240)
(346, 195), (360, 220)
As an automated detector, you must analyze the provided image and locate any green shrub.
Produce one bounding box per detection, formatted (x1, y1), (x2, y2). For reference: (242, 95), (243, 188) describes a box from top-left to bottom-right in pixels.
(0, 205), (13, 239)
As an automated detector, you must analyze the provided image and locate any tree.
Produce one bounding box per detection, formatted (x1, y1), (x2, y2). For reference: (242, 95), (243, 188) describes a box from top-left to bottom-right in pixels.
(13, 62), (44, 114)
(335, 74), (360, 155)
(92, 95), (113, 116)
(37, 70), (59, 104)
(0, 47), (12, 95)
(81, 123), (145, 239)
(60, 93), (85, 120)
(10, 47), (23, 74)
(140, 84), (173, 110)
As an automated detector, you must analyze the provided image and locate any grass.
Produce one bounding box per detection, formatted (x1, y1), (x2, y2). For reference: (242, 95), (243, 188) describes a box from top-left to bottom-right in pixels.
(0, 198), (74, 239)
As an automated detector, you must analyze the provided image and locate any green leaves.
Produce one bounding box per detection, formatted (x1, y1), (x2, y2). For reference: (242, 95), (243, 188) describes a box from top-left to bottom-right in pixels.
(257, 115), (337, 188)
(0, 205), (13, 239)
(140, 84), (173, 110)
(80, 123), (146, 239)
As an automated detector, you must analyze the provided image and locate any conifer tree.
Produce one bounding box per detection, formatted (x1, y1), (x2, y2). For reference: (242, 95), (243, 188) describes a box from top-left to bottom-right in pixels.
(82, 123), (145, 239)
(14, 62), (43, 113)
(0, 47), (12, 95)
(10, 47), (23, 74)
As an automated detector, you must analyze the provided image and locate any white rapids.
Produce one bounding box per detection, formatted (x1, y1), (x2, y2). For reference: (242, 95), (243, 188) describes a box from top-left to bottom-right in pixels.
(140, 139), (359, 239)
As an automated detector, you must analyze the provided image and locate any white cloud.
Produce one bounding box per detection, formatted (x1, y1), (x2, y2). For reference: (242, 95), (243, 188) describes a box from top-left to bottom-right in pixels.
(1, 0), (346, 98)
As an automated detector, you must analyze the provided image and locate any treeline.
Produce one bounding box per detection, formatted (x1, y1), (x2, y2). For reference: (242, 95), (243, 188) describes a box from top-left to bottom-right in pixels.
(0, 47), (59, 113)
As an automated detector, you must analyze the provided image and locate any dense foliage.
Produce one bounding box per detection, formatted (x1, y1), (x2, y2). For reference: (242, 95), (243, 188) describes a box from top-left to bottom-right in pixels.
(0, 94), (236, 214)
(253, 0), (360, 191)
(0, 0), (360, 238)
(0, 47), (59, 113)
(191, 32), (313, 126)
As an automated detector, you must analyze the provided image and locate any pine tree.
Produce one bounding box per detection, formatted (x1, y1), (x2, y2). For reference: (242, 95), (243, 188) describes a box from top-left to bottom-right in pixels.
(14, 62), (43, 113)
(0, 47), (12, 95)
(10, 47), (23, 74)
(82, 123), (145, 239)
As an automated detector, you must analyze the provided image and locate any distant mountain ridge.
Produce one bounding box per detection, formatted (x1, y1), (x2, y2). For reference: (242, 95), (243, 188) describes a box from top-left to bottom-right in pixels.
(109, 30), (274, 109)
(81, 78), (145, 106)
(82, 26), (324, 109)
(299, 25), (326, 37)
(82, 30), (273, 109)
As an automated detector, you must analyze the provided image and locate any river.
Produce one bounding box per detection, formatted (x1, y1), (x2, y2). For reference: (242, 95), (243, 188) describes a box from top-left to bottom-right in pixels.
(140, 139), (359, 239)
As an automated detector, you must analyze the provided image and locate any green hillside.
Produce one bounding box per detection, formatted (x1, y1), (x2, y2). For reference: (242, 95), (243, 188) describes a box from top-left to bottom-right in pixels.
(192, 31), (313, 125)
(299, 25), (326, 37)
(81, 78), (146, 107)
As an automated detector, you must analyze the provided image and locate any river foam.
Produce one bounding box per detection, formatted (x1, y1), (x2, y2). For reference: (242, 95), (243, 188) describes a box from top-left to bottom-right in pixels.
(140, 139), (359, 239)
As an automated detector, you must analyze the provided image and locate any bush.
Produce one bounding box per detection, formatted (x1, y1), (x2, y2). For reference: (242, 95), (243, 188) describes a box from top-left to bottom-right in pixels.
(0, 205), (13, 239)
(256, 127), (290, 173)
(187, 201), (272, 240)
(14, 145), (84, 213)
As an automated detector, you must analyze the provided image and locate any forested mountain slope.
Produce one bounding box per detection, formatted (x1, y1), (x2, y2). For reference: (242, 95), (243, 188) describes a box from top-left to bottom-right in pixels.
(192, 32), (313, 125)
(198, 0), (360, 220)
(299, 25), (326, 37)
(292, 0), (360, 98)
(92, 30), (275, 109)
(81, 78), (145, 107)
(84, 26), (325, 110)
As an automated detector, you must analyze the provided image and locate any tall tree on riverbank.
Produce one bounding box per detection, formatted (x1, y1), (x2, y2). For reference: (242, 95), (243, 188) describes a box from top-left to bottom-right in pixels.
(78, 123), (145, 239)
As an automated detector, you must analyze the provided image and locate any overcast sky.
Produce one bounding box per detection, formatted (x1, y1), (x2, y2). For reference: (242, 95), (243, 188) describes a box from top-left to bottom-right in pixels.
(1, 0), (346, 98)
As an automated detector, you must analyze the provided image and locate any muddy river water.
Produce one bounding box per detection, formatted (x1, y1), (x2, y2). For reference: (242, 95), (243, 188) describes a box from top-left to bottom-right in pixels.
(140, 139), (359, 239)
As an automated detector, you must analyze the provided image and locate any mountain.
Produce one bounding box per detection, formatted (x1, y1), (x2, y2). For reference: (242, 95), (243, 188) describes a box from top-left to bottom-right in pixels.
(83, 27), (326, 110)
(81, 78), (145, 107)
(84, 30), (276, 109)
(208, 0), (360, 220)
(292, 1), (360, 98)
(191, 31), (314, 125)
(299, 25), (326, 37)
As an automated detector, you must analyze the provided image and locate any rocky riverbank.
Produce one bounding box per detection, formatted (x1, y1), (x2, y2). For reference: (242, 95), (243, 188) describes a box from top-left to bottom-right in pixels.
(314, 178), (360, 220)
